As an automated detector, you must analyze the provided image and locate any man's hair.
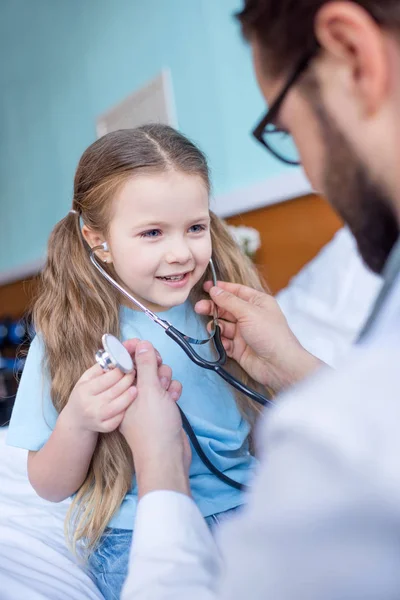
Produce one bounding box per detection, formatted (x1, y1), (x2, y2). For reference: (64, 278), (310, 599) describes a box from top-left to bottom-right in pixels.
(236, 1), (400, 76)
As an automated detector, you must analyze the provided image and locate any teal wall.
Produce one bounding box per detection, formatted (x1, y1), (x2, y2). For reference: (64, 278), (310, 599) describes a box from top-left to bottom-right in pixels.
(0, 0), (290, 274)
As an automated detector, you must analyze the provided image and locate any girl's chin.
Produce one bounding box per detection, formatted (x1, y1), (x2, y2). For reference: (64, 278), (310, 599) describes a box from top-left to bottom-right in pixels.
(142, 289), (191, 313)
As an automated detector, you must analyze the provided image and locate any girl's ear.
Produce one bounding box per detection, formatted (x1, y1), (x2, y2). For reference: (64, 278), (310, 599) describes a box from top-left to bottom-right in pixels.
(82, 226), (111, 262)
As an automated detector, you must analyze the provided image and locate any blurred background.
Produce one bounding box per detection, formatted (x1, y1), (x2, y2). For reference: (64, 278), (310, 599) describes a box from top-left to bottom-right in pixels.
(0, 0), (382, 425)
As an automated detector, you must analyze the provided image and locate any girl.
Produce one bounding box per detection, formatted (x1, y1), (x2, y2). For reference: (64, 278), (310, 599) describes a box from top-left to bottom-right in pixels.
(7, 124), (268, 600)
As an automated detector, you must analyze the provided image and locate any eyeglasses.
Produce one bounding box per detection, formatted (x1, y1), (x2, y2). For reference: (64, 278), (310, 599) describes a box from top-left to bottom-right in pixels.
(252, 49), (317, 166)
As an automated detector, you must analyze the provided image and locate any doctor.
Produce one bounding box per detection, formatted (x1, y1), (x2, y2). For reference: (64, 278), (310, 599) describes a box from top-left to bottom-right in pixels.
(120, 1), (400, 599)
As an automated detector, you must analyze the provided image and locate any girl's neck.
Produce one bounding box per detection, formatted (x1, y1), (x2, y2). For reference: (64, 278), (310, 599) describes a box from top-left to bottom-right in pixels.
(120, 295), (189, 314)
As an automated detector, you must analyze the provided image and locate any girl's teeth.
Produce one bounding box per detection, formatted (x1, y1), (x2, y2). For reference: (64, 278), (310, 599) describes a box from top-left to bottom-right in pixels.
(162, 274), (185, 281)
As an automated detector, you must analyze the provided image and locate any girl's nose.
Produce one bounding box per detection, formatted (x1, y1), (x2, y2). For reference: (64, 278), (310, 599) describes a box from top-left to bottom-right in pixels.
(164, 240), (192, 264)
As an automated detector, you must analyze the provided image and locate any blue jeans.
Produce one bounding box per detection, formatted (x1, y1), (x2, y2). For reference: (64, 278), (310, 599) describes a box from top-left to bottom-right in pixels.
(88, 506), (241, 600)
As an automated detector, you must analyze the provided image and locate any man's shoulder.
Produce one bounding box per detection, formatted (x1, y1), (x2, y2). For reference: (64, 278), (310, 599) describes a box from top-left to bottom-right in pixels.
(260, 332), (400, 480)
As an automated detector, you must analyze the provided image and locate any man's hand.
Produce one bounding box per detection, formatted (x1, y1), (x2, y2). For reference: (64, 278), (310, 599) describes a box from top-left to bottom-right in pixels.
(196, 281), (323, 394)
(120, 341), (191, 499)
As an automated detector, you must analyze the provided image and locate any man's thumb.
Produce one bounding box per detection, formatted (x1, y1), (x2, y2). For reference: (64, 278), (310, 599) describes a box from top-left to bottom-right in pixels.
(135, 341), (160, 387)
(209, 286), (247, 318)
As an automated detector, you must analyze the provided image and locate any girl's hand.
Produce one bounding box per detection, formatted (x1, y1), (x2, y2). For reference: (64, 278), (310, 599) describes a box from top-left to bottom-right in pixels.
(64, 363), (137, 433)
(63, 339), (163, 434)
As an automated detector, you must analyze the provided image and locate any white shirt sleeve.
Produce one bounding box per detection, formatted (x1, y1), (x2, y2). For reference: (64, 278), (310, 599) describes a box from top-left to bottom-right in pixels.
(122, 491), (221, 600)
(123, 341), (400, 600)
(219, 347), (400, 600)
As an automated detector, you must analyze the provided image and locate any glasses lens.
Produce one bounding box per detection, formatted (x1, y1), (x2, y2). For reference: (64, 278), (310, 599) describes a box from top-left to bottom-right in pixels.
(261, 125), (300, 165)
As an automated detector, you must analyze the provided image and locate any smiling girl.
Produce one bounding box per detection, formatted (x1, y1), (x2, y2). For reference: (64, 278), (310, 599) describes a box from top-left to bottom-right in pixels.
(7, 125), (267, 599)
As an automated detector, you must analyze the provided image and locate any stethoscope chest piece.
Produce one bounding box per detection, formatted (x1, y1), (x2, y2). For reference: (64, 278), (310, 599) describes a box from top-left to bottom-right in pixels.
(95, 334), (134, 374)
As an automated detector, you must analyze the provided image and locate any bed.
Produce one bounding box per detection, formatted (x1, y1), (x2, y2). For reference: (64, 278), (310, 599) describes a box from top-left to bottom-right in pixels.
(0, 194), (383, 598)
(0, 427), (103, 599)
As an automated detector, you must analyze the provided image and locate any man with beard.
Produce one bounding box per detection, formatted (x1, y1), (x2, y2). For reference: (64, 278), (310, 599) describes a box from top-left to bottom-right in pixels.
(120, 1), (400, 599)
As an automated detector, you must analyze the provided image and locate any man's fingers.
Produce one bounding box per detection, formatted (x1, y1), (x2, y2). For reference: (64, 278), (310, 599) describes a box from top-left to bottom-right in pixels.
(158, 364), (173, 390)
(124, 339), (162, 366)
(204, 321), (234, 355)
(123, 338), (140, 355)
(204, 280), (260, 302)
(135, 341), (162, 388)
(221, 338), (233, 356)
(200, 280), (268, 320)
(195, 298), (213, 316)
(208, 286), (250, 321)
(195, 299), (236, 323)
(207, 318), (236, 340)
(168, 380), (182, 402)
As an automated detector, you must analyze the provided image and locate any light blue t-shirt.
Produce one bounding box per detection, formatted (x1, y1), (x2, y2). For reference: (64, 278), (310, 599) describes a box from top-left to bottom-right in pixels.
(7, 301), (256, 528)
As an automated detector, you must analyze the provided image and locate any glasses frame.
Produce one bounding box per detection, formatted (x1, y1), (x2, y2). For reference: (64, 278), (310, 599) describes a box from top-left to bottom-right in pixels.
(252, 49), (318, 166)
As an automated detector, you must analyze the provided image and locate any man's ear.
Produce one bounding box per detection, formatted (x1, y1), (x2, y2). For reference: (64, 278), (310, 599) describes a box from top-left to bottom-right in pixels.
(315, 1), (389, 117)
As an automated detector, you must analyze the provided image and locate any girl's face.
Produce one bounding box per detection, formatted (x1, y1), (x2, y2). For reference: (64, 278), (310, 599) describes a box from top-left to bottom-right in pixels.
(106, 170), (212, 312)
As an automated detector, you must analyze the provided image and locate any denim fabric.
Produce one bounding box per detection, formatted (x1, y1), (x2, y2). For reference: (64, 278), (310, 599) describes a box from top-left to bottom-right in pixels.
(89, 506), (241, 600)
(88, 528), (132, 600)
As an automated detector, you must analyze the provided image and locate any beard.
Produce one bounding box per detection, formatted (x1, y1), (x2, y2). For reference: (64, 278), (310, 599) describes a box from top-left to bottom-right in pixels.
(314, 104), (398, 274)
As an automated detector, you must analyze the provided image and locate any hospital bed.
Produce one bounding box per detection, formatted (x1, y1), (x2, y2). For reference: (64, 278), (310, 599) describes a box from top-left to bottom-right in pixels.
(0, 426), (103, 599)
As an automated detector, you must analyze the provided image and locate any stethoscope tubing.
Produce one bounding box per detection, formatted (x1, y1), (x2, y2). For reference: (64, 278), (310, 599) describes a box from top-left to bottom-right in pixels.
(90, 244), (273, 491)
(165, 325), (273, 407)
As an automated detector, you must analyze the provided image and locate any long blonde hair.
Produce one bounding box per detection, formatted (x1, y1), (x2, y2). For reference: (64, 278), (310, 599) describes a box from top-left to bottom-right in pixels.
(33, 124), (269, 554)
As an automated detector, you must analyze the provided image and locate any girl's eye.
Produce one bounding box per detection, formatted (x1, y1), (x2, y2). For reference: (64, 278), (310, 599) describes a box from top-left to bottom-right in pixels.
(140, 229), (162, 238)
(189, 224), (206, 233)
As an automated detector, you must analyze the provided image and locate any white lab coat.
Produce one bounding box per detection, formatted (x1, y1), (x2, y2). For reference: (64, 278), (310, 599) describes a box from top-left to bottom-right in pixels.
(123, 273), (400, 600)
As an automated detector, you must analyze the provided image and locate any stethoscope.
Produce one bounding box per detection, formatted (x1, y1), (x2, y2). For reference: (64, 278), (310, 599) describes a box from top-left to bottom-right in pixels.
(91, 242), (273, 491)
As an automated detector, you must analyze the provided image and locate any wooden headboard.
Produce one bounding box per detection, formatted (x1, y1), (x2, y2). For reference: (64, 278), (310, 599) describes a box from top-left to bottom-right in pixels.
(226, 193), (343, 294)
(0, 193), (342, 318)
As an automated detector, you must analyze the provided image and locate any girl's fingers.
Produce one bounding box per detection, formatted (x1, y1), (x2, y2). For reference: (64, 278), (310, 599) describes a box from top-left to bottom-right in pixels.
(100, 386), (137, 422)
(81, 340), (161, 389)
(98, 412), (125, 433)
(97, 372), (135, 402)
(79, 362), (105, 383)
(86, 367), (125, 395)
(80, 364), (126, 395)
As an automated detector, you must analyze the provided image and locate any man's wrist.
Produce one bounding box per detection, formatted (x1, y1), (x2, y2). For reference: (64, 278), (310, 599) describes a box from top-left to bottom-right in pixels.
(292, 349), (324, 383)
(270, 348), (324, 393)
(134, 451), (191, 499)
